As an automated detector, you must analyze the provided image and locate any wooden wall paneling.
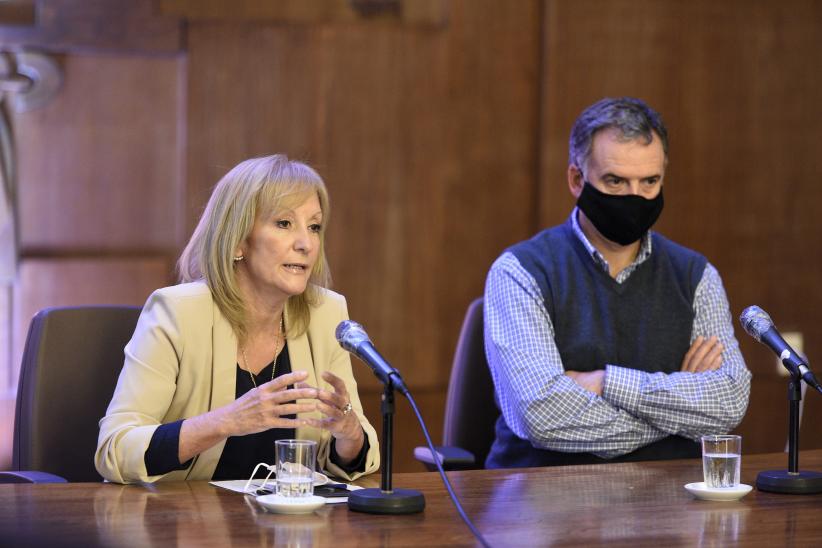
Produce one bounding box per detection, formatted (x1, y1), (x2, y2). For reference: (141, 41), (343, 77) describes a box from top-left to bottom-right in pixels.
(13, 52), (184, 253)
(0, 1), (34, 26)
(541, 0), (822, 454)
(160, 0), (449, 27)
(184, 0), (541, 470)
(0, 0), (182, 53)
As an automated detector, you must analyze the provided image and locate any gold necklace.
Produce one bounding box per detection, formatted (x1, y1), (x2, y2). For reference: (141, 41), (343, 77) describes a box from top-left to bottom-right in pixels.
(241, 315), (285, 389)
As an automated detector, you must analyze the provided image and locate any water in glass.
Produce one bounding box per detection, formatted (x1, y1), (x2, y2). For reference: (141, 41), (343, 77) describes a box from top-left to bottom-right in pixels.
(703, 452), (741, 488)
(276, 475), (313, 498)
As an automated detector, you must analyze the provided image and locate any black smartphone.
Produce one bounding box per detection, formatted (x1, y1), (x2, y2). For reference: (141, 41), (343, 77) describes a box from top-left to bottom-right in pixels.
(313, 484), (351, 498)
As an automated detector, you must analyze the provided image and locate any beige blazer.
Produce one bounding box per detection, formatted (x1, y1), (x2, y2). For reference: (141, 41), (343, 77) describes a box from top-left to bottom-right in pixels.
(95, 281), (380, 484)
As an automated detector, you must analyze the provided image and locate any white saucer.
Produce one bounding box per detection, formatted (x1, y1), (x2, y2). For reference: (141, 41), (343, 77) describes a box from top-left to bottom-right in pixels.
(256, 494), (327, 514)
(684, 482), (752, 501)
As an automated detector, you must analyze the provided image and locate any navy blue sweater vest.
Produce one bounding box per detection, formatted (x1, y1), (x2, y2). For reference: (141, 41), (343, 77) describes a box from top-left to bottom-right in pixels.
(486, 221), (707, 468)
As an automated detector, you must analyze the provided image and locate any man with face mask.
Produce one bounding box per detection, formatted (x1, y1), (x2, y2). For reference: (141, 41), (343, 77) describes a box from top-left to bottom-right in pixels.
(483, 97), (751, 468)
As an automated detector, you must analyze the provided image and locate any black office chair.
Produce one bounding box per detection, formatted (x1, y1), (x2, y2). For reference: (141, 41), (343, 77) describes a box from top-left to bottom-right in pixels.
(414, 297), (499, 471)
(0, 306), (141, 483)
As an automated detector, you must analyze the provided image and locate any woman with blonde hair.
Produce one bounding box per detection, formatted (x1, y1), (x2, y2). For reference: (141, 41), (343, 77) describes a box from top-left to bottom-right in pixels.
(96, 155), (379, 483)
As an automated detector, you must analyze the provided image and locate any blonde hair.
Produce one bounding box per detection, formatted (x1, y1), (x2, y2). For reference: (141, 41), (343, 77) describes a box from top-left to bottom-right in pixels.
(178, 155), (331, 340)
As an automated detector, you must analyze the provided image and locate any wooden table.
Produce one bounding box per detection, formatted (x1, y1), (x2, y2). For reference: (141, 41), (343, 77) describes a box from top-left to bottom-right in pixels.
(3, 450), (822, 547)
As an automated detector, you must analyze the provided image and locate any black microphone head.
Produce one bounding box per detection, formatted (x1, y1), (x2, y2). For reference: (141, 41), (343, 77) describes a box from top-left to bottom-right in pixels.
(739, 305), (774, 343)
(335, 320), (371, 353)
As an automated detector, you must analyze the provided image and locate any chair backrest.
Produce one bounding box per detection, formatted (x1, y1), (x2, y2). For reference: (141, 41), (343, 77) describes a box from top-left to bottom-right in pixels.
(441, 297), (498, 468)
(13, 305), (141, 482)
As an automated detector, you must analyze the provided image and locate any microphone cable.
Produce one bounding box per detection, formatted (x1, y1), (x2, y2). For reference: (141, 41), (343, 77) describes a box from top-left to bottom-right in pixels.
(404, 391), (493, 548)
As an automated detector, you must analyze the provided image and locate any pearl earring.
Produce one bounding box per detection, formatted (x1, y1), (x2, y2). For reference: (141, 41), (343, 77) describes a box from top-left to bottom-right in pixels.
(233, 255), (244, 262)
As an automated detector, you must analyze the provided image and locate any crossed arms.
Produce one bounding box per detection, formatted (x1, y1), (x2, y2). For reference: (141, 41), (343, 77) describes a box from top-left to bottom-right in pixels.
(484, 253), (751, 458)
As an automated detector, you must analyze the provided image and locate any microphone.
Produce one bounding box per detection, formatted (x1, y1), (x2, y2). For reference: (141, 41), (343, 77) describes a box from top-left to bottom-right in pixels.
(335, 320), (426, 514)
(336, 320), (409, 395)
(739, 305), (822, 393)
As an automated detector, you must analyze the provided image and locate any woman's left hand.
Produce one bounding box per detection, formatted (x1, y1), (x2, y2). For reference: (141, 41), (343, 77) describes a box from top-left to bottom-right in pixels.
(299, 371), (365, 462)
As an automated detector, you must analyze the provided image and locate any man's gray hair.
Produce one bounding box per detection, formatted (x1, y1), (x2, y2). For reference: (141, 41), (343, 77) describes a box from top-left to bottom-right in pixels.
(569, 97), (668, 168)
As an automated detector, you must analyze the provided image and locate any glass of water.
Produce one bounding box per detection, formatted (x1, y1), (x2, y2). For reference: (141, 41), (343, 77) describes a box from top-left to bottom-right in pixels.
(701, 434), (741, 489)
(275, 439), (317, 498)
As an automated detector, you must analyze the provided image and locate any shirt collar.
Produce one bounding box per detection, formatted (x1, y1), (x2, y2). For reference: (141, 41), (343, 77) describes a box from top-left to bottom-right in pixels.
(570, 207), (653, 279)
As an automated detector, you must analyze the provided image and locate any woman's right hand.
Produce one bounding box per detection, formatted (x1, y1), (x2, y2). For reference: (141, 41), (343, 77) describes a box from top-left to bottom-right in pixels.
(220, 370), (319, 437)
(179, 371), (319, 464)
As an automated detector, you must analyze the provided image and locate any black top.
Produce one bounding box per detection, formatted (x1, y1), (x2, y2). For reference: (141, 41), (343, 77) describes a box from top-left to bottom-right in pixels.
(144, 343), (369, 479)
(211, 347), (297, 480)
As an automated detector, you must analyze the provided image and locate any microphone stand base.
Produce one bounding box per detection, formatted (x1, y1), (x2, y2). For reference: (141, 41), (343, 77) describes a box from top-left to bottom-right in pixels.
(756, 470), (822, 494)
(347, 488), (425, 514)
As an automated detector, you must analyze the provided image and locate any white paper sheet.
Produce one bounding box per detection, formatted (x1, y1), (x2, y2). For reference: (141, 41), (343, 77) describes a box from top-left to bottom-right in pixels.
(209, 479), (362, 504)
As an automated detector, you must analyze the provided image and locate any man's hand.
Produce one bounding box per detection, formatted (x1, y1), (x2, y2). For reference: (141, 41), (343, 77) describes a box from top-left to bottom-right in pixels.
(565, 370), (605, 396)
(681, 336), (724, 373)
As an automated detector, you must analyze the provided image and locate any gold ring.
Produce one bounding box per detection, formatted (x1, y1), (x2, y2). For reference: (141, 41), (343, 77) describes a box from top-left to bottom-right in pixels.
(341, 402), (353, 416)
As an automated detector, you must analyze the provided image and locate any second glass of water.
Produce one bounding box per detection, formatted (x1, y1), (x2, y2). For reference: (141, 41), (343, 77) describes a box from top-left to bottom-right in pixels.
(275, 439), (317, 498)
(701, 434), (741, 489)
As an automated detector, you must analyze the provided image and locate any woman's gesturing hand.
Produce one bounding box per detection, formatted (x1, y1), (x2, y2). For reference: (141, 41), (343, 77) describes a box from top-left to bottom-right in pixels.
(223, 370), (319, 437)
(300, 371), (365, 462)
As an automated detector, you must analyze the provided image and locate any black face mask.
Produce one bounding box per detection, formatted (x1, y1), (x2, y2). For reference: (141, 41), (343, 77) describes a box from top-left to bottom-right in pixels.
(576, 182), (664, 245)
